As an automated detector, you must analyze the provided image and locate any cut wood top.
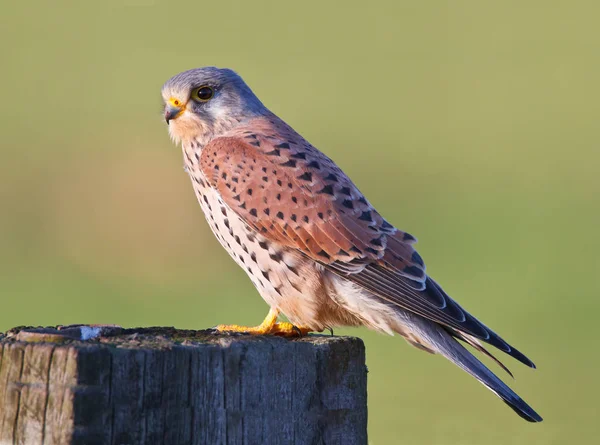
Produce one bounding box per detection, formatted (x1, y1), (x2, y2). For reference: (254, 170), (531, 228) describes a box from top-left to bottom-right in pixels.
(0, 325), (364, 350)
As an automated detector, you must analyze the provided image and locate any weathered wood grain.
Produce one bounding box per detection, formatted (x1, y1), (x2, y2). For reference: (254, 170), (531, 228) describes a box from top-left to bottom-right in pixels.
(0, 327), (367, 445)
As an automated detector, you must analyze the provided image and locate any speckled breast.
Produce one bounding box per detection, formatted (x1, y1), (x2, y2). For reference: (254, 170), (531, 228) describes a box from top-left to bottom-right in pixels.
(182, 144), (285, 307)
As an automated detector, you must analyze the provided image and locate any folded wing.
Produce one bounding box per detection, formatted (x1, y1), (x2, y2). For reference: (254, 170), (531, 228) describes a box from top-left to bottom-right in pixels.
(200, 126), (535, 369)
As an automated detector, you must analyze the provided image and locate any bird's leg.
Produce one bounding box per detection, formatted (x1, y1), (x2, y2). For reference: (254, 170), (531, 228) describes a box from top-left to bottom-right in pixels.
(215, 308), (312, 337)
(215, 307), (279, 335)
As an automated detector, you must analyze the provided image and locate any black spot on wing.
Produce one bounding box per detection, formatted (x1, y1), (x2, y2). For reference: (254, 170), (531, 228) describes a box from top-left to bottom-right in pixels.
(411, 251), (424, 267)
(358, 211), (372, 222)
(317, 250), (331, 260)
(298, 172), (312, 182)
(381, 220), (394, 230)
(317, 184), (335, 195)
(403, 232), (416, 242)
(370, 236), (384, 247)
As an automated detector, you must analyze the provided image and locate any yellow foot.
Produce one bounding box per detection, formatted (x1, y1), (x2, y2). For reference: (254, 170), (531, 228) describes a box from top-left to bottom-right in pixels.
(215, 308), (312, 337)
(271, 322), (311, 337)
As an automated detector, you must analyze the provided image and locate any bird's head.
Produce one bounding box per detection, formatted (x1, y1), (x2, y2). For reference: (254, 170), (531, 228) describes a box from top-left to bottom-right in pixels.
(161, 67), (265, 146)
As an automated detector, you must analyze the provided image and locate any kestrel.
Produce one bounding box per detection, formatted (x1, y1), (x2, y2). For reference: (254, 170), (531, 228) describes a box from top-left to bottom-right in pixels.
(161, 67), (542, 422)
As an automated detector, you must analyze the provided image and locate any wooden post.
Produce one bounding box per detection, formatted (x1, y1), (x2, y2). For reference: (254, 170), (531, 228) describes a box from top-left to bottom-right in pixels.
(0, 326), (367, 445)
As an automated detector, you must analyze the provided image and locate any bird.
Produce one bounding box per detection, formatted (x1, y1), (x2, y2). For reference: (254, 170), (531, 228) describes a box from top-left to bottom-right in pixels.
(161, 66), (542, 422)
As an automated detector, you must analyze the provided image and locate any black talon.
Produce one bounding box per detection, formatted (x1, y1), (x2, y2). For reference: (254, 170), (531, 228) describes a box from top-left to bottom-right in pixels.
(326, 326), (334, 336)
(292, 325), (303, 336)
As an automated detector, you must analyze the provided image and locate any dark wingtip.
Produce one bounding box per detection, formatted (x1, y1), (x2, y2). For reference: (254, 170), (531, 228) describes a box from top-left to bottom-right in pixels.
(425, 277), (538, 370)
(506, 345), (537, 369)
(480, 326), (537, 369)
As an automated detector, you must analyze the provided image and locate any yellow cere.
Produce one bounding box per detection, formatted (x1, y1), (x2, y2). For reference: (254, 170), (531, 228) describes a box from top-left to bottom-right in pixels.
(169, 97), (185, 108)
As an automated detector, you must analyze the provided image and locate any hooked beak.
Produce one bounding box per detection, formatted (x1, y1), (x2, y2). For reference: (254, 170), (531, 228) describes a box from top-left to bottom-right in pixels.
(165, 98), (186, 124)
(165, 105), (184, 124)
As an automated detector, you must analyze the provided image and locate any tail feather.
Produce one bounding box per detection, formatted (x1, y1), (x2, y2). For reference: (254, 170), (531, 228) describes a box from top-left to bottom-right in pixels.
(431, 328), (543, 422)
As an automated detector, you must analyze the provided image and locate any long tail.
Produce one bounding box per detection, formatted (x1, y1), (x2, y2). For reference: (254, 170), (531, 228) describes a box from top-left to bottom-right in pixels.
(425, 325), (543, 422)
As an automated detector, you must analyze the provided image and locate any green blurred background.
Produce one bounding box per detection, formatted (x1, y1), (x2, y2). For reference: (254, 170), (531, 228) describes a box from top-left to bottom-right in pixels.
(1, 1), (598, 443)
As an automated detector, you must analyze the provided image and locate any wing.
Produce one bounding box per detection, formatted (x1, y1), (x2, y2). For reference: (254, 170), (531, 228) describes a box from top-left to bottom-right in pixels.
(200, 124), (535, 368)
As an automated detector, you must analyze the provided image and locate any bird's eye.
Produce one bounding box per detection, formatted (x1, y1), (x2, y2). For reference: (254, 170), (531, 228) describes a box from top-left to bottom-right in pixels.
(192, 86), (214, 102)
